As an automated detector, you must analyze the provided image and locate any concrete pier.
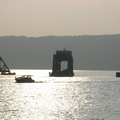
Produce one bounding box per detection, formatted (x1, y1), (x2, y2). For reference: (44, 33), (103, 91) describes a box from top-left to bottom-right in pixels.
(49, 49), (74, 77)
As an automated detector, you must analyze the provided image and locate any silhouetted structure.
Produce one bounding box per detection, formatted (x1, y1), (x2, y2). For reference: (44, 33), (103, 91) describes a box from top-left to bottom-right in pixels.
(0, 56), (15, 75)
(49, 49), (74, 77)
(116, 72), (120, 77)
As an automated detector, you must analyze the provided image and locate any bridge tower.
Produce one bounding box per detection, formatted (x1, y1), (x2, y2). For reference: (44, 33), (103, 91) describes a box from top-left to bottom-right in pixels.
(49, 49), (74, 77)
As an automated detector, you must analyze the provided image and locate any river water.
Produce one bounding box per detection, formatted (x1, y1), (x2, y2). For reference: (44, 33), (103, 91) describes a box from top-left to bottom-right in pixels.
(0, 70), (120, 120)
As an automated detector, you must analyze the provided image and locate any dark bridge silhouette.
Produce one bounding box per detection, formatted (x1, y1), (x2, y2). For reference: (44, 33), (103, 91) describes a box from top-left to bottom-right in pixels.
(49, 49), (74, 77)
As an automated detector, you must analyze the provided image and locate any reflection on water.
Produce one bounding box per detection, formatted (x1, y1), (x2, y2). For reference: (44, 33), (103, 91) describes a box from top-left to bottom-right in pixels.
(0, 70), (120, 120)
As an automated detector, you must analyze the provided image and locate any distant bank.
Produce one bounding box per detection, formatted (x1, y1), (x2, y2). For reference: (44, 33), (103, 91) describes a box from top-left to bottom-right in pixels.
(0, 34), (120, 70)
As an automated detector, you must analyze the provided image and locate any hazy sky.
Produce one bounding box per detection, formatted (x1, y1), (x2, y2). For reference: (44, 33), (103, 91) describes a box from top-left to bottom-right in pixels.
(0, 0), (120, 37)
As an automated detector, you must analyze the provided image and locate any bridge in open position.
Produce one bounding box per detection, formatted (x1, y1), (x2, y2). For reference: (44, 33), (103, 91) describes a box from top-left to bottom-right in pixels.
(49, 49), (74, 77)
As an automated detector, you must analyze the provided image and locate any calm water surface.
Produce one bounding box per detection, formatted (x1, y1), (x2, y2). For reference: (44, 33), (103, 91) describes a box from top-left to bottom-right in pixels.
(0, 70), (120, 120)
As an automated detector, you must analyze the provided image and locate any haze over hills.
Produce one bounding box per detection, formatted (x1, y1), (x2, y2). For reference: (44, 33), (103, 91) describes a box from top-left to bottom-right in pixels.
(0, 34), (120, 70)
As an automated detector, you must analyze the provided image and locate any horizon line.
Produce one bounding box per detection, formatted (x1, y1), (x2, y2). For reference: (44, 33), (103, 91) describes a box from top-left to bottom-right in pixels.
(0, 33), (120, 38)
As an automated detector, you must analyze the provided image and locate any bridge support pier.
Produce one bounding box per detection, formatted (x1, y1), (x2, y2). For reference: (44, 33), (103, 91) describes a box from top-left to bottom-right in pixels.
(49, 49), (74, 77)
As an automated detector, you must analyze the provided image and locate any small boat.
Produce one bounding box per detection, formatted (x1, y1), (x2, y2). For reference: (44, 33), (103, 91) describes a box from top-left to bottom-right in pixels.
(15, 75), (35, 83)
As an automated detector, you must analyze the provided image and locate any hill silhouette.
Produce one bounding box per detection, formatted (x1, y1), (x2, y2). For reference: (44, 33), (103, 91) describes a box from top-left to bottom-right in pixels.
(0, 34), (120, 70)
